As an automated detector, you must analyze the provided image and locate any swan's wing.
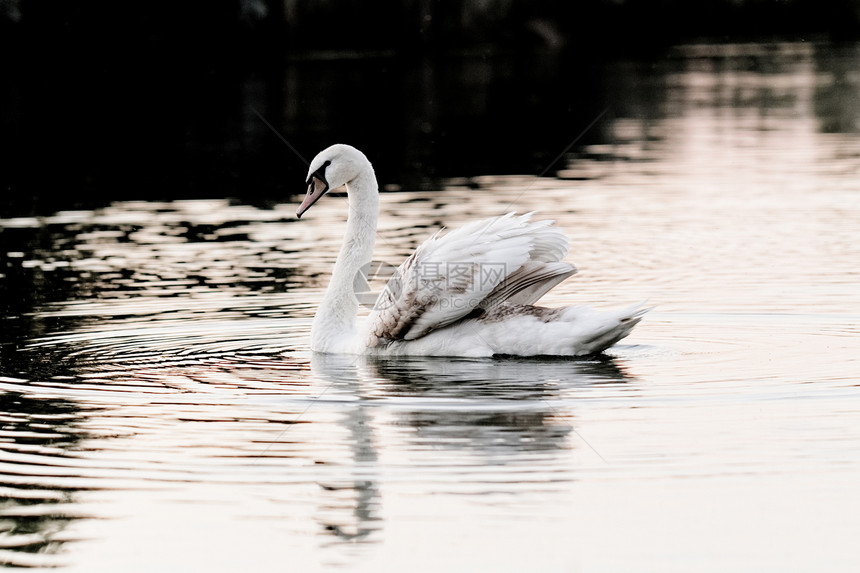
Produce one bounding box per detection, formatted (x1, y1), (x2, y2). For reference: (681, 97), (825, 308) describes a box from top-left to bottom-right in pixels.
(480, 260), (576, 309)
(367, 213), (573, 345)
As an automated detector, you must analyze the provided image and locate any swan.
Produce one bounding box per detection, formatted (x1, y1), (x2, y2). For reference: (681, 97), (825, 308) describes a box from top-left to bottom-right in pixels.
(296, 144), (647, 357)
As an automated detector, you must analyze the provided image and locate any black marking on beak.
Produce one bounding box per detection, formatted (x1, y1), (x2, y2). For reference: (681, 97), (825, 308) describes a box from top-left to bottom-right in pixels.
(297, 160), (332, 218)
(305, 160), (332, 192)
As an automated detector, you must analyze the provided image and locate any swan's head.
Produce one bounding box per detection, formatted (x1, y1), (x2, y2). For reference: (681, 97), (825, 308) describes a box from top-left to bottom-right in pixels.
(297, 144), (370, 218)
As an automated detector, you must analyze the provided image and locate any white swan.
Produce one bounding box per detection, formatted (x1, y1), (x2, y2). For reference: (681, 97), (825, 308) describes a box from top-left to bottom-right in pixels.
(297, 144), (646, 357)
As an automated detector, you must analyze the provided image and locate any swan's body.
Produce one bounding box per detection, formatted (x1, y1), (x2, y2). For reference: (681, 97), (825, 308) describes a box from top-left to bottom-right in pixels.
(297, 144), (646, 357)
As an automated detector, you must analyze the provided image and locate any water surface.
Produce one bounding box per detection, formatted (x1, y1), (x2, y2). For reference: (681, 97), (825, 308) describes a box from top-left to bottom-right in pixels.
(1, 42), (859, 571)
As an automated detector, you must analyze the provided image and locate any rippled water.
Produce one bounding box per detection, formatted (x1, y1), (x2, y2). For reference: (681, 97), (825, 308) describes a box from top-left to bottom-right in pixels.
(2, 42), (860, 571)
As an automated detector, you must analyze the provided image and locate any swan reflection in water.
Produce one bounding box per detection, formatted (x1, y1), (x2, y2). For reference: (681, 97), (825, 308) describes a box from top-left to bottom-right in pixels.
(7, 314), (635, 562)
(308, 352), (633, 547)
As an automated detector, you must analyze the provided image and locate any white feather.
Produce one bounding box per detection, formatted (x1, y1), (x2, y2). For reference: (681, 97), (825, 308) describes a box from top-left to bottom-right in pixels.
(367, 213), (568, 344)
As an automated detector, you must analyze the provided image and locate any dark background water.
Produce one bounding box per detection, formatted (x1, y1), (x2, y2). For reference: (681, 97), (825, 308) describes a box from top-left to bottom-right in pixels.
(2, 0), (860, 216)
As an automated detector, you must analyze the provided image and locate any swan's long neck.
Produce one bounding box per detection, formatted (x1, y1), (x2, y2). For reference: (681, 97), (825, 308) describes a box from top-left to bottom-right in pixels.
(311, 168), (378, 352)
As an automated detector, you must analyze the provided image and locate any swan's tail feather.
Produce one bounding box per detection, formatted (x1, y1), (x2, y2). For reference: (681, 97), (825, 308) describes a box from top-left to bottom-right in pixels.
(574, 302), (651, 356)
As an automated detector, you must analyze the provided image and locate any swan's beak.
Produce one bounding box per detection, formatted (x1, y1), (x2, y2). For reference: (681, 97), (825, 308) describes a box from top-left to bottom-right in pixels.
(297, 176), (329, 218)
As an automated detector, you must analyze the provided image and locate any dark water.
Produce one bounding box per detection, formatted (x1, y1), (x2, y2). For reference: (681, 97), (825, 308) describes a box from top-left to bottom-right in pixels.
(1, 42), (860, 570)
